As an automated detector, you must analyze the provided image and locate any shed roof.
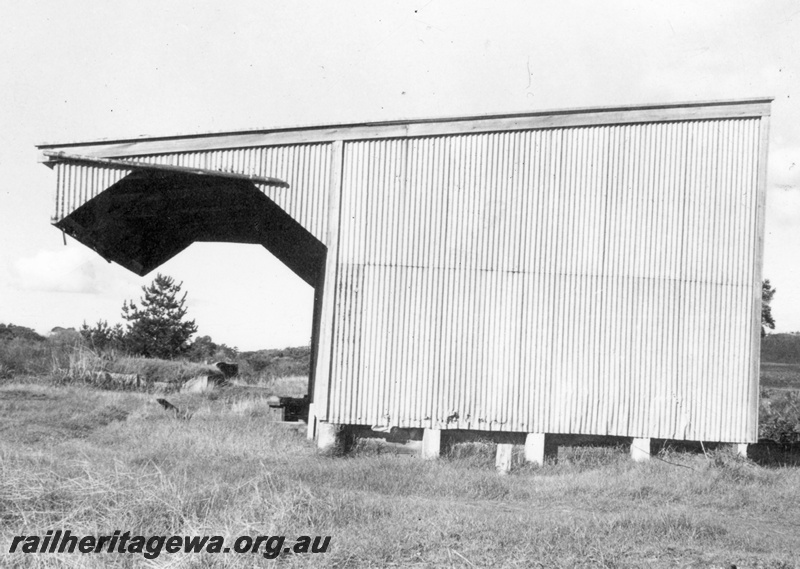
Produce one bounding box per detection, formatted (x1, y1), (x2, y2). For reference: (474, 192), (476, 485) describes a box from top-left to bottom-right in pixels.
(38, 97), (773, 159)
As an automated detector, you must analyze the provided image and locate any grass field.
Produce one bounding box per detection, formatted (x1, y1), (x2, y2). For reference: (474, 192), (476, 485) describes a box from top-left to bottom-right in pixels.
(2, 378), (800, 568)
(761, 361), (800, 390)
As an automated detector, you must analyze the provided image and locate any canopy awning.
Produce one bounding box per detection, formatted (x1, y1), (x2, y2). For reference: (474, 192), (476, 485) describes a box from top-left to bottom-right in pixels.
(44, 152), (325, 285)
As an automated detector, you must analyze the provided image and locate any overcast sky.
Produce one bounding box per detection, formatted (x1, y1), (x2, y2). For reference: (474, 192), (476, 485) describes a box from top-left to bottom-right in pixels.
(1, 1), (798, 350)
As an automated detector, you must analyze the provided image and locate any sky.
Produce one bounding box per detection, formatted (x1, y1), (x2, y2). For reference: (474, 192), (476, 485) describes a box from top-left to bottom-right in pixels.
(1, 1), (799, 351)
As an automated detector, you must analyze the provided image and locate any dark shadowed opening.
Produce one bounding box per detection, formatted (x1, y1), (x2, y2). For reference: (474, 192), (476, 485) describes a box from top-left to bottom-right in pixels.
(55, 169), (326, 286)
(53, 167), (327, 400)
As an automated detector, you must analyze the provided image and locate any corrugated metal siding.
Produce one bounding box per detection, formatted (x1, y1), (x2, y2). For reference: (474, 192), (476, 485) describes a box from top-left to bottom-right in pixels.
(53, 144), (333, 245)
(328, 118), (763, 442)
(53, 163), (128, 222)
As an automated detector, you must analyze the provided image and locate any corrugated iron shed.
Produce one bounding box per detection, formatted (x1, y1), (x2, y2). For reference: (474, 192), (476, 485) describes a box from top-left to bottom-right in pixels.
(39, 98), (772, 444)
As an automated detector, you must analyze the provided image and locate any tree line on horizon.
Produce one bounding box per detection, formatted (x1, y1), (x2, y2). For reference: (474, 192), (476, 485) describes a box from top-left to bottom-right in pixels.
(1, 273), (310, 376)
(0, 276), (785, 368)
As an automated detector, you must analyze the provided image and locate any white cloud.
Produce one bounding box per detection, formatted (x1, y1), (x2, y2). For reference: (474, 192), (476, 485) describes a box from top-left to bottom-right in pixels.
(13, 247), (101, 294)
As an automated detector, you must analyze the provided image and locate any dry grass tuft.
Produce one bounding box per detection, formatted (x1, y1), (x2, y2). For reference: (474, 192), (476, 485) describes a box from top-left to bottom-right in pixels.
(2, 382), (800, 568)
(236, 374), (308, 398)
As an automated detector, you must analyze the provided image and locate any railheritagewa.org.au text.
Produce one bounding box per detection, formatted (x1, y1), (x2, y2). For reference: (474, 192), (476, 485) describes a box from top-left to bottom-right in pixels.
(8, 530), (331, 560)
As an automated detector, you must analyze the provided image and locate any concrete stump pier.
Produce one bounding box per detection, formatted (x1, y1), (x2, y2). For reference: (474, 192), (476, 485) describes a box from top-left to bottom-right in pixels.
(631, 438), (651, 462)
(524, 433), (558, 465)
(496, 444), (513, 474)
(421, 428), (441, 460)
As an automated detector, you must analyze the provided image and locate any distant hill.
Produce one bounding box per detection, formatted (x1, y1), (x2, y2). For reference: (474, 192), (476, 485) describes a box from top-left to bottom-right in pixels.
(761, 333), (800, 364)
(0, 324), (45, 343)
(239, 346), (310, 377)
(240, 335), (800, 373)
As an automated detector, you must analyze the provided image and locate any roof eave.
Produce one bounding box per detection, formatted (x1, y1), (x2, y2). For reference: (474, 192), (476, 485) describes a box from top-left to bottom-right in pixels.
(37, 97), (774, 159)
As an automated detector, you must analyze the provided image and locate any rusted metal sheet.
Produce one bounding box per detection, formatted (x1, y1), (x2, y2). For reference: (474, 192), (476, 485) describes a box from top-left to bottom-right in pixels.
(51, 144), (333, 245)
(327, 117), (765, 442)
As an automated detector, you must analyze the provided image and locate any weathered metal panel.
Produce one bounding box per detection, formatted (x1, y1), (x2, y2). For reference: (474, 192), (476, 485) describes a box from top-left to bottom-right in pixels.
(328, 117), (764, 442)
(45, 100), (769, 444)
(52, 144), (333, 245)
(53, 162), (128, 222)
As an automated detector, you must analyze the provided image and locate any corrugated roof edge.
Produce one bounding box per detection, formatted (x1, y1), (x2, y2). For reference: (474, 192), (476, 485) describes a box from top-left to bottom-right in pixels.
(37, 97), (773, 158)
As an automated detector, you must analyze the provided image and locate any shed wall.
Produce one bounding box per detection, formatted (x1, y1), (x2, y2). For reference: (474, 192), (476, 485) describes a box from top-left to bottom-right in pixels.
(326, 118), (764, 442)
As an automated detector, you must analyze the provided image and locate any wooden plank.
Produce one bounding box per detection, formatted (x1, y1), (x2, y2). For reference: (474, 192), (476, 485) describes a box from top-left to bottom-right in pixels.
(404, 102), (772, 139)
(310, 140), (344, 422)
(41, 151), (289, 188)
(38, 99), (772, 160)
(749, 114), (771, 442)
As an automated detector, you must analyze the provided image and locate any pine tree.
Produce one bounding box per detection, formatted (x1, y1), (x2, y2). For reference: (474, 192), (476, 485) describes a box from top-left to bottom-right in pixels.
(80, 319), (125, 352)
(121, 274), (198, 358)
(762, 279), (776, 338)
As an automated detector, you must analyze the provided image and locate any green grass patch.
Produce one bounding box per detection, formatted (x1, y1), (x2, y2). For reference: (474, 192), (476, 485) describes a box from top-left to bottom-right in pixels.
(761, 361), (800, 390)
(1, 383), (800, 568)
(0, 385), (138, 445)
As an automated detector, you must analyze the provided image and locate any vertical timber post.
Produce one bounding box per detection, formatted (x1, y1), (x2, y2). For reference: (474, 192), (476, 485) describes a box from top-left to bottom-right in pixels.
(311, 140), (344, 449)
(748, 113), (771, 442)
(631, 438), (651, 462)
(306, 258), (326, 441)
(736, 443), (748, 458)
(421, 429), (441, 460)
(306, 402), (317, 441)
